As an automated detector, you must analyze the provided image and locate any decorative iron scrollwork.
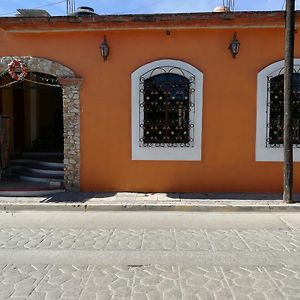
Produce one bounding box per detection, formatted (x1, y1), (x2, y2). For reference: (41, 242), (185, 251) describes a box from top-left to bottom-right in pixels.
(139, 66), (195, 148)
(267, 72), (300, 147)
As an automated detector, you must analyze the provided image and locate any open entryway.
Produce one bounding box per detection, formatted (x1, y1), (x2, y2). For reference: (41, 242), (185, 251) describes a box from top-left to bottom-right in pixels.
(0, 71), (64, 194)
(0, 56), (81, 194)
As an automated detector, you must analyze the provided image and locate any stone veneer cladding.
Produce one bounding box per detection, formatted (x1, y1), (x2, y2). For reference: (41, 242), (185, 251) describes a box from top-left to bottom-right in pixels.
(0, 56), (82, 191)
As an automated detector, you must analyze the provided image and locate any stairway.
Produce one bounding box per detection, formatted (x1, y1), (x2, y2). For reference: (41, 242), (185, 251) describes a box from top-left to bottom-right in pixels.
(0, 152), (65, 196)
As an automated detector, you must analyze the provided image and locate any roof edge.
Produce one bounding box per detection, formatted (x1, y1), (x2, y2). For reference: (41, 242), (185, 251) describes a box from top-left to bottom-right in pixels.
(0, 10), (294, 32)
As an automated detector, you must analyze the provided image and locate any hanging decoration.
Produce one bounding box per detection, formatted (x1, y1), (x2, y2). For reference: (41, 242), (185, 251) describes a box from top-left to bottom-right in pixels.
(8, 59), (28, 81)
(0, 59), (61, 89)
(23, 78), (61, 88)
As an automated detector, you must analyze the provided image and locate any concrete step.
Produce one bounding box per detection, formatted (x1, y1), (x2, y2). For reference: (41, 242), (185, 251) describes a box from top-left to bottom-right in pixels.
(0, 177), (65, 196)
(16, 171), (64, 184)
(0, 189), (65, 197)
(10, 161), (63, 173)
(10, 152), (64, 185)
(13, 152), (63, 164)
(11, 166), (63, 177)
(21, 152), (63, 157)
(11, 159), (63, 169)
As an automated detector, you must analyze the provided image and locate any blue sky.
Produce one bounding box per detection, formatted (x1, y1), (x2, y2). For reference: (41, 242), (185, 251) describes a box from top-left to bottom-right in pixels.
(0, 0), (297, 17)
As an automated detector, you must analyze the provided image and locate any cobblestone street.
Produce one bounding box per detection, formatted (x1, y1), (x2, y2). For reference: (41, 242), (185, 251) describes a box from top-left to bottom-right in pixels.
(0, 211), (299, 299)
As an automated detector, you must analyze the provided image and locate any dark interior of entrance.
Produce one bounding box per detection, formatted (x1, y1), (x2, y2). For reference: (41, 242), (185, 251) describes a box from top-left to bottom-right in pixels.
(0, 72), (63, 154)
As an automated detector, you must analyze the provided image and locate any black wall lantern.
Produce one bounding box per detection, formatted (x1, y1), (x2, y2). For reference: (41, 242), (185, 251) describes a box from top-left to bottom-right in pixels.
(100, 35), (109, 61)
(228, 32), (240, 58)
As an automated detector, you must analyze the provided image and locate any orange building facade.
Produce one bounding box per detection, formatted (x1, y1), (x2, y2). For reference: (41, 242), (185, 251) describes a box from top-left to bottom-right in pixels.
(0, 11), (300, 193)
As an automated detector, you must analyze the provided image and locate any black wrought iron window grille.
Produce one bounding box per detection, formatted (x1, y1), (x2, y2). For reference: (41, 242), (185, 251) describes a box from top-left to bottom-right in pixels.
(266, 68), (300, 148)
(139, 66), (196, 148)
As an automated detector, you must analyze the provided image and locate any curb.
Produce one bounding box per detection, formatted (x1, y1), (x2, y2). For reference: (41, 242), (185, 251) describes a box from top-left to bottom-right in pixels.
(1, 202), (300, 212)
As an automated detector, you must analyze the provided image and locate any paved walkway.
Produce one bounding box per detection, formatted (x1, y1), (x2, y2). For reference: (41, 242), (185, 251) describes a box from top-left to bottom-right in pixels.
(0, 192), (300, 212)
(0, 211), (299, 299)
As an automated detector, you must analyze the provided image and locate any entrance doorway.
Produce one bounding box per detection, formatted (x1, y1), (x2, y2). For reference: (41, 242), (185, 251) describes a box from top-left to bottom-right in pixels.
(0, 72), (64, 192)
(0, 56), (81, 192)
(0, 72), (63, 155)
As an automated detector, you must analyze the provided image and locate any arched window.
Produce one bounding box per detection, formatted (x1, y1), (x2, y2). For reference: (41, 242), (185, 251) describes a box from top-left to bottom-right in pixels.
(256, 59), (300, 161)
(132, 60), (203, 160)
(268, 73), (300, 146)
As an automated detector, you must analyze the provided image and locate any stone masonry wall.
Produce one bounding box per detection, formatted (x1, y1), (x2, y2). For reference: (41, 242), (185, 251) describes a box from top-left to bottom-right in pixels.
(59, 78), (82, 191)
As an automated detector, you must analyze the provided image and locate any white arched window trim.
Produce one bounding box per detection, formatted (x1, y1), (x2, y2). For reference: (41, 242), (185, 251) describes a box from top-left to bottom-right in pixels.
(256, 58), (300, 161)
(131, 59), (203, 161)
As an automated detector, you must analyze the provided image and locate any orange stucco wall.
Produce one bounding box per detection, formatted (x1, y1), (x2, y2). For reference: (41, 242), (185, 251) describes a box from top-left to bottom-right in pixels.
(1, 17), (300, 193)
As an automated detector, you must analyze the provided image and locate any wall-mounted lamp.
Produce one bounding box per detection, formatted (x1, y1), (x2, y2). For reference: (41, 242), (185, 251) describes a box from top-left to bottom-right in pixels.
(228, 32), (240, 58)
(100, 35), (109, 61)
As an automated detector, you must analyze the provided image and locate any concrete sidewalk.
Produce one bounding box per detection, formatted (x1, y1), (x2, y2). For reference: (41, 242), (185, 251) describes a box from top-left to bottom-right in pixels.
(1, 192), (300, 212)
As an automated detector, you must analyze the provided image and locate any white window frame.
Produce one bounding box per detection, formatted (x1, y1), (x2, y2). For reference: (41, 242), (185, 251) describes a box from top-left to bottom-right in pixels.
(256, 58), (300, 161)
(131, 59), (203, 161)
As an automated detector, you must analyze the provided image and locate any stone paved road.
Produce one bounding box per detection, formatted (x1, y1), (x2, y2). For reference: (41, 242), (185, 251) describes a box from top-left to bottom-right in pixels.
(0, 211), (300, 299)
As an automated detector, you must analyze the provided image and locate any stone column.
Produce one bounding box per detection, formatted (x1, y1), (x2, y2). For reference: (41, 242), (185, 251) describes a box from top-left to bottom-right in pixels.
(58, 78), (83, 191)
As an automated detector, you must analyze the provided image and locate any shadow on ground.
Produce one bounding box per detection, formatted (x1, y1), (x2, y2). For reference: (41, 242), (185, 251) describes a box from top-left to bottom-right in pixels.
(41, 192), (117, 203)
(179, 193), (300, 202)
(177, 193), (300, 202)
(40, 192), (300, 203)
